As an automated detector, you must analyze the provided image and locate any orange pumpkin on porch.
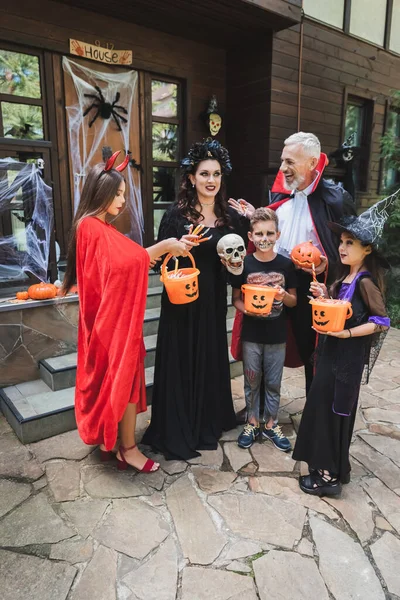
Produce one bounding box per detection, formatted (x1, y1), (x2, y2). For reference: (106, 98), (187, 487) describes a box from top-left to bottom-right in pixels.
(16, 291), (29, 300)
(28, 282), (57, 300)
(290, 240), (322, 269)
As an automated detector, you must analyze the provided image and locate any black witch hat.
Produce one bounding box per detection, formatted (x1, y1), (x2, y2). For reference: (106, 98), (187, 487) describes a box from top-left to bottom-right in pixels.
(327, 189), (400, 268)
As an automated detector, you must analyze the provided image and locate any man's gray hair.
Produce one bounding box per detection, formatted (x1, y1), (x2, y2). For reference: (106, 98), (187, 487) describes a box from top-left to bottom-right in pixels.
(284, 132), (321, 159)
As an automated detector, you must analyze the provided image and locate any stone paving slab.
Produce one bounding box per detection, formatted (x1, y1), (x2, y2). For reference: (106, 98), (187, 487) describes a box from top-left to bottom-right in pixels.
(122, 536), (178, 600)
(209, 493), (306, 549)
(0, 549), (76, 600)
(93, 498), (170, 559)
(181, 566), (258, 600)
(0, 492), (75, 546)
(253, 550), (329, 600)
(370, 532), (400, 597)
(310, 516), (385, 600)
(166, 474), (226, 564)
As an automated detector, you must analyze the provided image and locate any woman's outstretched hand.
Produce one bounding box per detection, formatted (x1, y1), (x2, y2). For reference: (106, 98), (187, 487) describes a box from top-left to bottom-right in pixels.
(228, 198), (255, 219)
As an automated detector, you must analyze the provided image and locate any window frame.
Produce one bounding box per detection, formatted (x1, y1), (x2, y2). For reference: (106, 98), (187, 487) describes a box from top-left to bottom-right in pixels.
(0, 42), (60, 289)
(378, 98), (400, 192)
(0, 43), (49, 142)
(141, 72), (184, 246)
(341, 88), (375, 195)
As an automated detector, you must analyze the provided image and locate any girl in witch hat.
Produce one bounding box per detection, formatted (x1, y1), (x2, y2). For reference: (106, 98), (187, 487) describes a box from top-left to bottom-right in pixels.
(292, 192), (397, 496)
(62, 152), (196, 472)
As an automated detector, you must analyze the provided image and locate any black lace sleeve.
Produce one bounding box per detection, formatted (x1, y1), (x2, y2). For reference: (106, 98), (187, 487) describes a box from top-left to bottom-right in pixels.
(157, 204), (186, 241)
(227, 207), (250, 245)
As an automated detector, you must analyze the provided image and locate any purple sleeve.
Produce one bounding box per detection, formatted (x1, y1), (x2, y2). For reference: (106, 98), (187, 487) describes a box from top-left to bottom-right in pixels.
(368, 316), (390, 328)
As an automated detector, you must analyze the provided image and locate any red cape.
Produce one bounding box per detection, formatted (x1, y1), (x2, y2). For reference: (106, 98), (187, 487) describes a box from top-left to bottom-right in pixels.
(230, 157), (328, 368)
(75, 217), (149, 450)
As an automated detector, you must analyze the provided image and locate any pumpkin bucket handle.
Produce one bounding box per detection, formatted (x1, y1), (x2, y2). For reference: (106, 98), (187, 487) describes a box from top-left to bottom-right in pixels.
(345, 305), (353, 320)
(161, 251), (196, 282)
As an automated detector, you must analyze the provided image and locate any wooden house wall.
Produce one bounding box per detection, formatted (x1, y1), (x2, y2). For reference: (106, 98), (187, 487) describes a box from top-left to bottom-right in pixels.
(270, 18), (400, 208)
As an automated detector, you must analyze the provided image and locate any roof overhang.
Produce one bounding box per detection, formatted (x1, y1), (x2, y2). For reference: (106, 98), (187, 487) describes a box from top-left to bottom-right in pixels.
(59, 0), (302, 47)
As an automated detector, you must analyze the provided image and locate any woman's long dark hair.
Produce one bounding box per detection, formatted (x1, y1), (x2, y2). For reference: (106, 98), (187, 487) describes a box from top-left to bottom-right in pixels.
(177, 166), (231, 228)
(330, 244), (387, 299)
(62, 164), (124, 293)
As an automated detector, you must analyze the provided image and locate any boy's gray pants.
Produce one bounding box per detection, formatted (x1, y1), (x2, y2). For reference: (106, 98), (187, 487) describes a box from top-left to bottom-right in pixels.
(242, 341), (286, 423)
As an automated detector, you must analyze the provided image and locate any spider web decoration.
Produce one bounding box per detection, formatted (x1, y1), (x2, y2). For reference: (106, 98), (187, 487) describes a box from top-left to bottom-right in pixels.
(0, 159), (53, 282)
(358, 188), (400, 245)
(62, 57), (143, 243)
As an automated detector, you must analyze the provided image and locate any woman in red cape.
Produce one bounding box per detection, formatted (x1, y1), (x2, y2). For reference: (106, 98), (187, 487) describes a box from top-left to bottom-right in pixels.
(62, 152), (191, 472)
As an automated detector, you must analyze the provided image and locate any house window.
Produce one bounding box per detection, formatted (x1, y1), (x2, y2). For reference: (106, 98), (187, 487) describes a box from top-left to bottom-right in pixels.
(349, 0), (387, 47)
(344, 95), (374, 192)
(151, 79), (182, 239)
(382, 108), (400, 190)
(0, 49), (46, 140)
(390, 0), (400, 54)
(0, 47), (55, 289)
(302, 0), (345, 29)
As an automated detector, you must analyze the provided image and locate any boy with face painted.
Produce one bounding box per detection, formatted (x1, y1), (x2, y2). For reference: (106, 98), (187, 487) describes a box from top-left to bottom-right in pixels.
(231, 208), (298, 450)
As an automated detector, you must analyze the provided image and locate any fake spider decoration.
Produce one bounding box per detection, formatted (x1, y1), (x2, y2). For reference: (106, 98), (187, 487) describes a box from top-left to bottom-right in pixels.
(83, 86), (128, 131)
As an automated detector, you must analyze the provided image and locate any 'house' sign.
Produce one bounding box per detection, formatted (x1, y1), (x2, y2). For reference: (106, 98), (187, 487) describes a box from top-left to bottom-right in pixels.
(69, 39), (132, 65)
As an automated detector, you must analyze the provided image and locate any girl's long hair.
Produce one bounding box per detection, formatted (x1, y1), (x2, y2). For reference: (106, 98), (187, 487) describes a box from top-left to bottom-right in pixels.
(177, 166), (231, 228)
(62, 164), (124, 293)
(330, 246), (387, 299)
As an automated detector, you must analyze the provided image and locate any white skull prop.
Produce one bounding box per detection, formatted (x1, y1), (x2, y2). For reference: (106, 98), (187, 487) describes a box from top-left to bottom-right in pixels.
(217, 234), (246, 275)
(209, 112), (222, 136)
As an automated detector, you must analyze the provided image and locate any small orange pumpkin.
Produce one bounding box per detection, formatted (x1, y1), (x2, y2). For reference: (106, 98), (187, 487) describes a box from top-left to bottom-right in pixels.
(291, 240), (322, 270)
(16, 291), (29, 300)
(28, 282), (57, 300)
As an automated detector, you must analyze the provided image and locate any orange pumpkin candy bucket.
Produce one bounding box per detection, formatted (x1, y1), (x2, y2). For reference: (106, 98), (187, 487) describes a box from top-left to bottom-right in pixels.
(310, 298), (353, 333)
(241, 285), (277, 316)
(160, 252), (200, 305)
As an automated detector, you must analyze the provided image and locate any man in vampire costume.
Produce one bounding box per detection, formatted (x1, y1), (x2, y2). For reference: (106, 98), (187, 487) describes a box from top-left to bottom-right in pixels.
(232, 132), (356, 404)
(269, 132), (356, 394)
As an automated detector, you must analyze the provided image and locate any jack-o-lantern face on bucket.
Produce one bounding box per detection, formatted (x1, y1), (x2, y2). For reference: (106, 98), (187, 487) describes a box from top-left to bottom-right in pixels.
(310, 298), (353, 332)
(161, 252), (200, 305)
(252, 293), (269, 310)
(185, 281), (198, 298)
(313, 308), (329, 328)
(241, 284), (277, 316)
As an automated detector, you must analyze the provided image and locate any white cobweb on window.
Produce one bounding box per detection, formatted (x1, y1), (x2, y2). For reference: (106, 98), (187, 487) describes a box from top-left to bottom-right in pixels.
(62, 57), (143, 243)
(359, 188), (400, 244)
(0, 159), (53, 282)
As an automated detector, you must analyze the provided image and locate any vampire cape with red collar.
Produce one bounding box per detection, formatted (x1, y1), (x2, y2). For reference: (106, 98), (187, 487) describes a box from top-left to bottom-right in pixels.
(269, 153), (356, 274)
(75, 217), (149, 451)
(230, 155), (355, 365)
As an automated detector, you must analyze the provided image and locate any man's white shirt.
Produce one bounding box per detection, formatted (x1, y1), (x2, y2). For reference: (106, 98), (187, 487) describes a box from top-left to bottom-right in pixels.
(274, 176), (322, 258)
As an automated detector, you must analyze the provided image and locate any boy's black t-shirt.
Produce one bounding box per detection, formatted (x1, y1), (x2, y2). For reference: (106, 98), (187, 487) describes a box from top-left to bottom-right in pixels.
(231, 253), (298, 345)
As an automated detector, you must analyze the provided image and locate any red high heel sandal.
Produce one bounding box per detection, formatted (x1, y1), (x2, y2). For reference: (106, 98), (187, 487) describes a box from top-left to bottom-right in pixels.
(117, 444), (159, 473)
(100, 449), (114, 462)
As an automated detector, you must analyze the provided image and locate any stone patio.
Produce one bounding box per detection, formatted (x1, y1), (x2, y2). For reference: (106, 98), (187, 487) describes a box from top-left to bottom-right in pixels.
(1, 328), (400, 600)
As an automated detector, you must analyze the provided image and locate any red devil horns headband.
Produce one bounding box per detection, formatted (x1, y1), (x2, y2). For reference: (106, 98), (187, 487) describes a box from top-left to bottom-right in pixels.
(104, 150), (131, 172)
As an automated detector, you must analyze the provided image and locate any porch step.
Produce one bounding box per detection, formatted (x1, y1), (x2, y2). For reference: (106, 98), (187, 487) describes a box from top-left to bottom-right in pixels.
(39, 353), (77, 391)
(0, 349), (242, 444)
(0, 382), (76, 444)
(36, 318), (236, 391)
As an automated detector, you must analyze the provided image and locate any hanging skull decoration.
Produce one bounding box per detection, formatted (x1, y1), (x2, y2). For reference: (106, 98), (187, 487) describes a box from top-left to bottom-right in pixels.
(217, 234), (246, 275)
(205, 95), (222, 136)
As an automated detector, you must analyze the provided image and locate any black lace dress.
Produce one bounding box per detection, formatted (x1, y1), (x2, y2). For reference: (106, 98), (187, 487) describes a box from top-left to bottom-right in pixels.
(142, 205), (248, 460)
(292, 274), (389, 482)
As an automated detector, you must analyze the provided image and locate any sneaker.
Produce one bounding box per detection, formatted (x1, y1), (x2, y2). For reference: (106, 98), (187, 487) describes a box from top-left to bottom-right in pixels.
(262, 424), (292, 452)
(237, 423), (260, 449)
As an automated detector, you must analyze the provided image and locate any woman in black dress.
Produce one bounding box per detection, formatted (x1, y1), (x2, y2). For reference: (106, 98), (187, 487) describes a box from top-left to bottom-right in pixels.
(143, 140), (253, 460)
(293, 203), (391, 496)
